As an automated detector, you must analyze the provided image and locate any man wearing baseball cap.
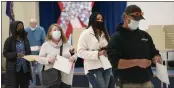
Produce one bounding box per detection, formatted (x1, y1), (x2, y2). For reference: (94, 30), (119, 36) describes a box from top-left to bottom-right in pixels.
(107, 5), (162, 88)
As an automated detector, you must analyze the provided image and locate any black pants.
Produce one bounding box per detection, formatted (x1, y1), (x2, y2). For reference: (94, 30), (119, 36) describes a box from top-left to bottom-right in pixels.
(47, 82), (71, 88)
(60, 82), (71, 88)
(16, 69), (30, 88)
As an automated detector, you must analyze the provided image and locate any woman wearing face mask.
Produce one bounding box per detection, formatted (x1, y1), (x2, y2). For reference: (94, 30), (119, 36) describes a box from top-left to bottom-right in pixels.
(3, 21), (32, 88)
(77, 12), (112, 88)
(37, 24), (76, 88)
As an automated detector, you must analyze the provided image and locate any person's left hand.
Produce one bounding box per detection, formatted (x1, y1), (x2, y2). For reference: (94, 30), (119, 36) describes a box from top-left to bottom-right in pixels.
(69, 56), (76, 62)
(153, 55), (162, 64)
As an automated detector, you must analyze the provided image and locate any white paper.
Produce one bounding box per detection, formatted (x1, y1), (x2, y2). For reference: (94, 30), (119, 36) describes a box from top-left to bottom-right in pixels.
(100, 55), (112, 70)
(30, 46), (39, 51)
(53, 56), (73, 74)
(23, 55), (40, 61)
(156, 63), (170, 84)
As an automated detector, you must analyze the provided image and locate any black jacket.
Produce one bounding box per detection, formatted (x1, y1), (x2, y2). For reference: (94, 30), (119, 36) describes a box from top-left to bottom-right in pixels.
(3, 21), (31, 88)
(107, 24), (160, 83)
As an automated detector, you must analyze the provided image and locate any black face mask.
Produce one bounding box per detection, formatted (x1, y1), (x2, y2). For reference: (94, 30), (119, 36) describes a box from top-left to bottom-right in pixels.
(96, 21), (104, 30)
(16, 29), (23, 36)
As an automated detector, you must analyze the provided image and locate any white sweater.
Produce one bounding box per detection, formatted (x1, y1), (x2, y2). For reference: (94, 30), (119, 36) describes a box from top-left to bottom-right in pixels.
(77, 26), (112, 74)
(37, 40), (76, 85)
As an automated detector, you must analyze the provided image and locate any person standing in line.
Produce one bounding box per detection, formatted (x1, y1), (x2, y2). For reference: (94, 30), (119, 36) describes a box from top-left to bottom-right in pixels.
(107, 5), (162, 88)
(25, 18), (46, 88)
(37, 23), (77, 88)
(77, 12), (112, 88)
(3, 21), (32, 88)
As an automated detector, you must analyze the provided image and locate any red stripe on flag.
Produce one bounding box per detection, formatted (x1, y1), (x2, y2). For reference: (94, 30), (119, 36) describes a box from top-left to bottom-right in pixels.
(57, 2), (63, 24)
(91, 2), (95, 7)
(65, 23), (73, 39)
(58, 2), (64, 11)
(78, 17), (86, 28)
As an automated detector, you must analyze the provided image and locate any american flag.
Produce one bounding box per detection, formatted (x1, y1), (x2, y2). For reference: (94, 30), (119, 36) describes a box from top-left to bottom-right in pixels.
(57, 2), (94, 42)
(6, 1), (15, 21)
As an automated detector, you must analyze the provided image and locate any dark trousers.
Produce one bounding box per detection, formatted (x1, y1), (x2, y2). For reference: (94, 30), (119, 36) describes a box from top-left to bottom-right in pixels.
(60, 82), (71, 88)
(47, 82), (71, 88)
(108, 75), (116, 88)
(16, 69), (30, 88)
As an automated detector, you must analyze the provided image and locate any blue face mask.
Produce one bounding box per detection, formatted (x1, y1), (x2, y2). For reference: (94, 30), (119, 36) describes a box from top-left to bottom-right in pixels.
(52, 30), (61, 40)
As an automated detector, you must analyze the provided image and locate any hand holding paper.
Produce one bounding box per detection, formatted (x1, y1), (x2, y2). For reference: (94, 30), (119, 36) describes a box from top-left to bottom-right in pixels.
(48, 57), (56, 63)
(53, 55), (73, 74)
(156, 63), (170, 85)
(100, 55), (112, 70)
(153, 55), (162, 64)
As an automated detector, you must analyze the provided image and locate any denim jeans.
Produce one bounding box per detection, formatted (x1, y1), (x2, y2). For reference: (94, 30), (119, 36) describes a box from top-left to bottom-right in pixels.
(30, 62), (43, 88)
(30, 51), (43, 88)
(86, 68), (112, 88)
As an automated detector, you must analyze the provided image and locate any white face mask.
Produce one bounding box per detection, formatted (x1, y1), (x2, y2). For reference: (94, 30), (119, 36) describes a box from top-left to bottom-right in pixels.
(52, 30), (61, 40)
(128, 19), (139, 30)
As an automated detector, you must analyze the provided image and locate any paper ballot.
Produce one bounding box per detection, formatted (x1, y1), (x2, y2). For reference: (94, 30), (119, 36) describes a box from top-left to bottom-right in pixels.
(53, 56), (73, 74)
(100, 55), (112, 70)
(23, 55), (40, 61)
(30, 46), (39, 51)
(156, 63), (170, 84)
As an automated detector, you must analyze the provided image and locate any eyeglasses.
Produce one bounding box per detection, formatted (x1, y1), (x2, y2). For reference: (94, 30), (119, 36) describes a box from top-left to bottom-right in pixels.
(128, 12), (144, 16)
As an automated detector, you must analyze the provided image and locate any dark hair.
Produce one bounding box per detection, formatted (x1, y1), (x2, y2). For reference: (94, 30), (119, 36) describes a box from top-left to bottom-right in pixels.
(87, 12), (110, 42)
(14, 21), (27, 39)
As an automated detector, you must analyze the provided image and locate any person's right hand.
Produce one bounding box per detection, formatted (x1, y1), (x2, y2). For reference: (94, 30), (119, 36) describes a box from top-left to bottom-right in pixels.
(137, 59), (152, 68)
(98, 50), (106, 56)
(48, 57), (56, 63)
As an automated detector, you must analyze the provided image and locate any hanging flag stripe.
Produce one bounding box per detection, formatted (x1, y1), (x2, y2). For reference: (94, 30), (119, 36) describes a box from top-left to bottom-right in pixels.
(6, 1), (15, 36)
(6, 1), (15, 21)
